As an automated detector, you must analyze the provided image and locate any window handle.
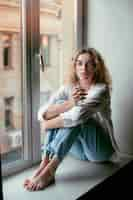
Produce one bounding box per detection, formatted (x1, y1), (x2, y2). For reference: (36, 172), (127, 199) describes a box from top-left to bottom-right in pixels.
(35, 53), (45, 72)
(40, 54), (45, 72)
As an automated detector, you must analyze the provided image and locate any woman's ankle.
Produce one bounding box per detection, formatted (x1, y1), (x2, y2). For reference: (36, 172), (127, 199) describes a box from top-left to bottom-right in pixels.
(47, 155), (60, 173)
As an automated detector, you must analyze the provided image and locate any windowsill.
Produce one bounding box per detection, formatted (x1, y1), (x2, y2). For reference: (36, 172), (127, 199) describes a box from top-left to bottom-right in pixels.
(3, 155), (128, 200)
(1, 146), (22, 165)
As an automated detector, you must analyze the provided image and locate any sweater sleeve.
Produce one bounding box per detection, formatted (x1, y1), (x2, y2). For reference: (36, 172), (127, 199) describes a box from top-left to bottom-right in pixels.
(78, 84), (109, 122)
(60, 84), (109, 127)
(37, 85), (69, 121)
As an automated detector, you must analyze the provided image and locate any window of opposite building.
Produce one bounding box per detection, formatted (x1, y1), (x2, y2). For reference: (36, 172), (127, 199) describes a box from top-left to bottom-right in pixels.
(2, 34), (12, 70)
(4, 97), (14, 131)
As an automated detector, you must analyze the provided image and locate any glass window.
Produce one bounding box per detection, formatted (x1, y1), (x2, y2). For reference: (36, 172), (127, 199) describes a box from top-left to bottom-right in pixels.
(40, 0), (75, 155)
(0, 1), (23, 170)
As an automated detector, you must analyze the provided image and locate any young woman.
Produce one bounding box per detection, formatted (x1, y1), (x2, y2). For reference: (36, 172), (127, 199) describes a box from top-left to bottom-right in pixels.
(24, 48), (118, 191)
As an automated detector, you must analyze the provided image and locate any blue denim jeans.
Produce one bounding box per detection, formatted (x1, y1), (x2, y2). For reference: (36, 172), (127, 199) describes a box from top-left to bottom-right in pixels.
(42, 119), (114, 162)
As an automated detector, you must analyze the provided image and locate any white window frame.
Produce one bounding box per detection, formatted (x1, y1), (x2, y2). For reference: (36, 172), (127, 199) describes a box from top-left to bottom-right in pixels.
(74, 0), (88, 48)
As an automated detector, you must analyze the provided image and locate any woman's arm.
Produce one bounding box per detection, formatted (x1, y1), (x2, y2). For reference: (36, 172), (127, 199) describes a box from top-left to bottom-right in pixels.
(44, 86), (85, 120)
(41, 116), (64, 129)
(38, 85), (85, 121)
(38, 85), (76, 121)
(44, 99), (75, 120)
(59, 84), (109, 128)
(41, 84), (108, 129)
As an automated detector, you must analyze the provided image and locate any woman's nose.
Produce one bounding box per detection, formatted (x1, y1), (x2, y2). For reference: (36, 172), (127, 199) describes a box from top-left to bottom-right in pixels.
(81, 64), (87, 70)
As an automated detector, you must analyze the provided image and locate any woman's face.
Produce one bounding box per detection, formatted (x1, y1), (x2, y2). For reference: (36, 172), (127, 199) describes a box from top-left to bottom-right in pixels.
(75, 53), (94, 81)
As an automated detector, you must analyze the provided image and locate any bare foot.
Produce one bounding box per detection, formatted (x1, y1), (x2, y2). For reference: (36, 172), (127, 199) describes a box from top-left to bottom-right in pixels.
(25, 157), (60, 191)
(24, 157), (49, 188)
(26, 166), (55, 191)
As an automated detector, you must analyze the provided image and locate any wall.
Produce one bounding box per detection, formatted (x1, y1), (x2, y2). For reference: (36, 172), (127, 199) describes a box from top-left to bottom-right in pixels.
(87, 0), (133, 154)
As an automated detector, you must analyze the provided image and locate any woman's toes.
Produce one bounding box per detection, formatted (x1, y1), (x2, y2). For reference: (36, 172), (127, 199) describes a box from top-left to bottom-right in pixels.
(33, 183), (42, 191)
(26, 182), (34, 191)
(31, 183), (38, 191)
(24, 179), (30, 187)
(36, 184), (42, 191)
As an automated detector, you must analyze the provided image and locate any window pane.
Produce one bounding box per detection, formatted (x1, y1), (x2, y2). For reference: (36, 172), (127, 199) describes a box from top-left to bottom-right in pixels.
(40, 0), (75, 154)
(0, 0), (23, 165)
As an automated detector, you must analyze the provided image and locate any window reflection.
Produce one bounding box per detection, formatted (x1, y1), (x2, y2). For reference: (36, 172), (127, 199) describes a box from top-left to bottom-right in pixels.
(2, 34), (12, 70)
(0, 0), (22, 165)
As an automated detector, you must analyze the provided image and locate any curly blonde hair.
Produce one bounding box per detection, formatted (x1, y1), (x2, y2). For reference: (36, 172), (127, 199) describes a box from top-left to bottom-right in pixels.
(64, 48), (112, 90)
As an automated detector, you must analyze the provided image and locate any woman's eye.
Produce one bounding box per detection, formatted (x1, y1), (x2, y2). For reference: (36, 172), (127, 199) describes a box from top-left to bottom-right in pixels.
(77, 61), (82, 65)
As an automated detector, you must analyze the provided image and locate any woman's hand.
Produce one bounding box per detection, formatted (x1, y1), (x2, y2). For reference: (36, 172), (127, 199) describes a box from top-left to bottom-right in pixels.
(72, 86), (87, 104)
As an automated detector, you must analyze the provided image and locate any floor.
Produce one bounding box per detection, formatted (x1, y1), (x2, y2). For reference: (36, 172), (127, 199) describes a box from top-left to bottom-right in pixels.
(3, 155), (129, 200)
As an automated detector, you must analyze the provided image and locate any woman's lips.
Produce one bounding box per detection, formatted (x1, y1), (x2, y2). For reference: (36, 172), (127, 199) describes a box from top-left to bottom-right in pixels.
(80, 72), (88, 76)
